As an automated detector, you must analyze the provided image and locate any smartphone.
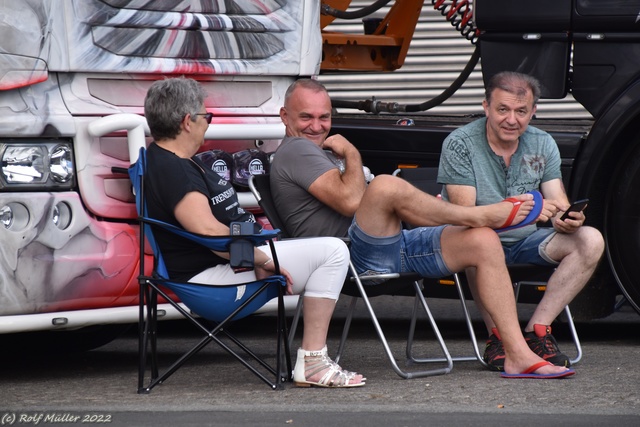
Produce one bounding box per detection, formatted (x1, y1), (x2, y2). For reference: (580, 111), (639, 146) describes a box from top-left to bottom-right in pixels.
(560, 199), (589, 221)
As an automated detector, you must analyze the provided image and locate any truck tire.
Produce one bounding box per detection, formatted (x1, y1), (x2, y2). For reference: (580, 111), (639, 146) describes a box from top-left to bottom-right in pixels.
(605, 138), (640, 316)
(1, 324), (132, 355)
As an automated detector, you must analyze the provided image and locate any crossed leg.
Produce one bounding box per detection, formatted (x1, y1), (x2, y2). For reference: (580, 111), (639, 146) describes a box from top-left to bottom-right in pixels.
(354, 174), (535, 237)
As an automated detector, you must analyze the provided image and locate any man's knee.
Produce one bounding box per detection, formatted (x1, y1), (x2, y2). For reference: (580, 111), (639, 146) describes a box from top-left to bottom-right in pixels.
(578, 226), (605, 260)
(554, 226), (604, 265)
(366, 174), (399, 197)
(462, 227), (504, 255)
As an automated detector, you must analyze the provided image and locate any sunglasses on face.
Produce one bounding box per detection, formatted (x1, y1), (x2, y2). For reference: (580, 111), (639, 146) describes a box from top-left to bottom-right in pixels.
(194, 112), (214, 124)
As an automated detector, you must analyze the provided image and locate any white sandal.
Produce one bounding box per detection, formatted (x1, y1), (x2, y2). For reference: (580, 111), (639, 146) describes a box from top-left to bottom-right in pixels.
(293, 346), (366, 388)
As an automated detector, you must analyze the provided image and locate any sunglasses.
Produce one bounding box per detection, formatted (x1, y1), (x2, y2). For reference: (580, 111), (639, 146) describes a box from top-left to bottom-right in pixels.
(194, 112), (214, 124)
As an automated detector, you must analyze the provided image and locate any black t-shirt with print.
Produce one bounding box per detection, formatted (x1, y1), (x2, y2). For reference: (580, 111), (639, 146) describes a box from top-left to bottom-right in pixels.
(145, 143), (254, 280)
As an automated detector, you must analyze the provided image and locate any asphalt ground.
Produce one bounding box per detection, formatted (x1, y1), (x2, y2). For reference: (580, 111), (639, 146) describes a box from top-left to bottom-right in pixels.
(1, 295), (639, 426)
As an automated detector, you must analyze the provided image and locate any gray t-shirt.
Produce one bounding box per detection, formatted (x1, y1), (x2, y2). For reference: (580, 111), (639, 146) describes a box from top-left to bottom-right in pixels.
(438, 118), (562, 243)
(270, 136), (352, 238)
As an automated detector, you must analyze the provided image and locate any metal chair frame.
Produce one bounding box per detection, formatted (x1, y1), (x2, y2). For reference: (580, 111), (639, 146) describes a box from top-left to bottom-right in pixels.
(393, 167), (582, 366)
(249, 173), (455, 379)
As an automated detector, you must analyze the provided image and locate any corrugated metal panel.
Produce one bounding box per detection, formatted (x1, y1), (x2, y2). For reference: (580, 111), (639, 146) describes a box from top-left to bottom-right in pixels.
(319, 1), (591, 119)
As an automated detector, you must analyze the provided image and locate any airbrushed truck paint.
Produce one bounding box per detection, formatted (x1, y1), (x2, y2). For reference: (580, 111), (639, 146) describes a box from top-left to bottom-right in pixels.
(0, 0), (317, 86)
(0, 0), (318, 324)
(0, 192), (140, 316)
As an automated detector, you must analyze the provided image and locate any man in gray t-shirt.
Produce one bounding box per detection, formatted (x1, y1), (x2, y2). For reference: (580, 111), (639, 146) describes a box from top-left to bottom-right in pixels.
(271, 136), (352, 238)
(269, 78), (576, 379)
(438, 71), (604, 371)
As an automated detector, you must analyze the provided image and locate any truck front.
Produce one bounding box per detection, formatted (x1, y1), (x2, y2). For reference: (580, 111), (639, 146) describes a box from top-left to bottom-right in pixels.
(0, 0), (319, 335)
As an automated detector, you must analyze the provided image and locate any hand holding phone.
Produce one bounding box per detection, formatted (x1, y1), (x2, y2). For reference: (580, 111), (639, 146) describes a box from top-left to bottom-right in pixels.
(560, 199), (589, 221)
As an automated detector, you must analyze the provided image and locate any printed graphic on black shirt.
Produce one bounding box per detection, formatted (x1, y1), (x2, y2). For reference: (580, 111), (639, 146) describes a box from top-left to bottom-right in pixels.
(193, 157), (255, 225)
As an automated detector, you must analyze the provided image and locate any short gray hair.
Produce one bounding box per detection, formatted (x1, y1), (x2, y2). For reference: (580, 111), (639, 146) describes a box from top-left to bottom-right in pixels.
(283, 78), (329, 109)
(144, 77), (206, 141)
(485, 71), (541, 106)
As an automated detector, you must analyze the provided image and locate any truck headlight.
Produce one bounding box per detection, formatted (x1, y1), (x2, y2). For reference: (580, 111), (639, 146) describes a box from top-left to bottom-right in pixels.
(49, 145), (74, 183)
(52, 201), (72, 230)
(1, 141), (75, 190)
(0, 202), (29, 230)
(2, 146), (45, 184)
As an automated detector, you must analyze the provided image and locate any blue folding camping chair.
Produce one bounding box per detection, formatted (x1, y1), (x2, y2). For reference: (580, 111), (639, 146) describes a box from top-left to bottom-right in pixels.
(128, 147), (290, 393)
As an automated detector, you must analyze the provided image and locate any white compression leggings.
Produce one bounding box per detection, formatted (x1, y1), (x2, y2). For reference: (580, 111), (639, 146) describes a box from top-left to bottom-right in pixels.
(188, 236), (349, 300)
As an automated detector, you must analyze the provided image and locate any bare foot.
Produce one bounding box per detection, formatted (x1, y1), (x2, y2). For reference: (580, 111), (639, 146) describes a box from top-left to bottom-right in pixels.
(504, 355), (571, 376)
(473, 194), (535, 229)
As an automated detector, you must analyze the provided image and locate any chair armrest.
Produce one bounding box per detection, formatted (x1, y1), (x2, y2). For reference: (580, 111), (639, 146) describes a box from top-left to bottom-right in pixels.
(141, 216), (280, 251)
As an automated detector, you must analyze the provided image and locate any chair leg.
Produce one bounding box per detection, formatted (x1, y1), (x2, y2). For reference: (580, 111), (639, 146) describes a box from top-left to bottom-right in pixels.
(138, 280), (289, 392)
(334, 296), (359, 365)
(276, 285), (292, 384)
(407, 274), (487, 366)
(340, 262), (452, 379)
(287, 295), (304, 351)
(149, 289), (159, 379)
(408, 274), (486, 365)
(563, 304), (582, 365)
(614, 295), (628, 311)
(404, 282), (454, 373)
(138, 281), (160, 394)
(137, 282), (150, 394)
(451, 273), (488, 365)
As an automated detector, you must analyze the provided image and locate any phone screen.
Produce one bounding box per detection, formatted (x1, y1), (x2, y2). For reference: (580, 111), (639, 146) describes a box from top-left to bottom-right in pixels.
(560, 199), (588, 221)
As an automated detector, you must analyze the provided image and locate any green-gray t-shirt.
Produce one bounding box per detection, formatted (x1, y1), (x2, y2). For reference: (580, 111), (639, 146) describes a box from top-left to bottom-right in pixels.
(437, 118), (561, 243)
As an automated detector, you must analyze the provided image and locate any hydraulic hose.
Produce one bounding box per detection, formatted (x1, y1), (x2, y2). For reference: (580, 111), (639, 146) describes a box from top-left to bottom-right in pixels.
(330, 44), (481, 114)
(403, 43), (480, 113)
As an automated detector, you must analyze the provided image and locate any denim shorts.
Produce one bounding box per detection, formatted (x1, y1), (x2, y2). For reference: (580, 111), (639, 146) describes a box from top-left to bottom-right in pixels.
(502, 227), (559, 266)
(347, 219), (453, 283)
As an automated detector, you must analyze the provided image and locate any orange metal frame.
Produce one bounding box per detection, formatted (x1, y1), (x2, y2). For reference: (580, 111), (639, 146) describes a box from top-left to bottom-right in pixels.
(320, 0), (424, 72)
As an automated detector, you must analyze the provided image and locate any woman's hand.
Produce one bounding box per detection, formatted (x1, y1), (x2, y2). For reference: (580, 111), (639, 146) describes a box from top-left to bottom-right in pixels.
(255, 261), (294, 295)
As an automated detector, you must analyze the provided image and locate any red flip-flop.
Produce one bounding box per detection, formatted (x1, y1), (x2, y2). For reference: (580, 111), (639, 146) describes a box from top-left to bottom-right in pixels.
(500, 361), (575, 379)
(494, 190), (544, 233)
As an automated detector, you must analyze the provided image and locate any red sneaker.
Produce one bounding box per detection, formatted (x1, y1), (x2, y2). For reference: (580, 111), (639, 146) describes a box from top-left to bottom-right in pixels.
(524, 324), (571, 367)
(483, 328), (505, 371)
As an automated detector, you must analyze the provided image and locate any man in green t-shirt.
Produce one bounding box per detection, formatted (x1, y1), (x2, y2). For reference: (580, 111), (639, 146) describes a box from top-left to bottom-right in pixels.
(439, 71), (604, 371)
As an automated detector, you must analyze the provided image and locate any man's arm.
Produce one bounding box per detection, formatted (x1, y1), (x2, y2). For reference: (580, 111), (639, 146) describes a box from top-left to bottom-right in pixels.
(445, 184), (477, 207)
(308, 134), (366, 216)
(540, 178), (570, 207)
